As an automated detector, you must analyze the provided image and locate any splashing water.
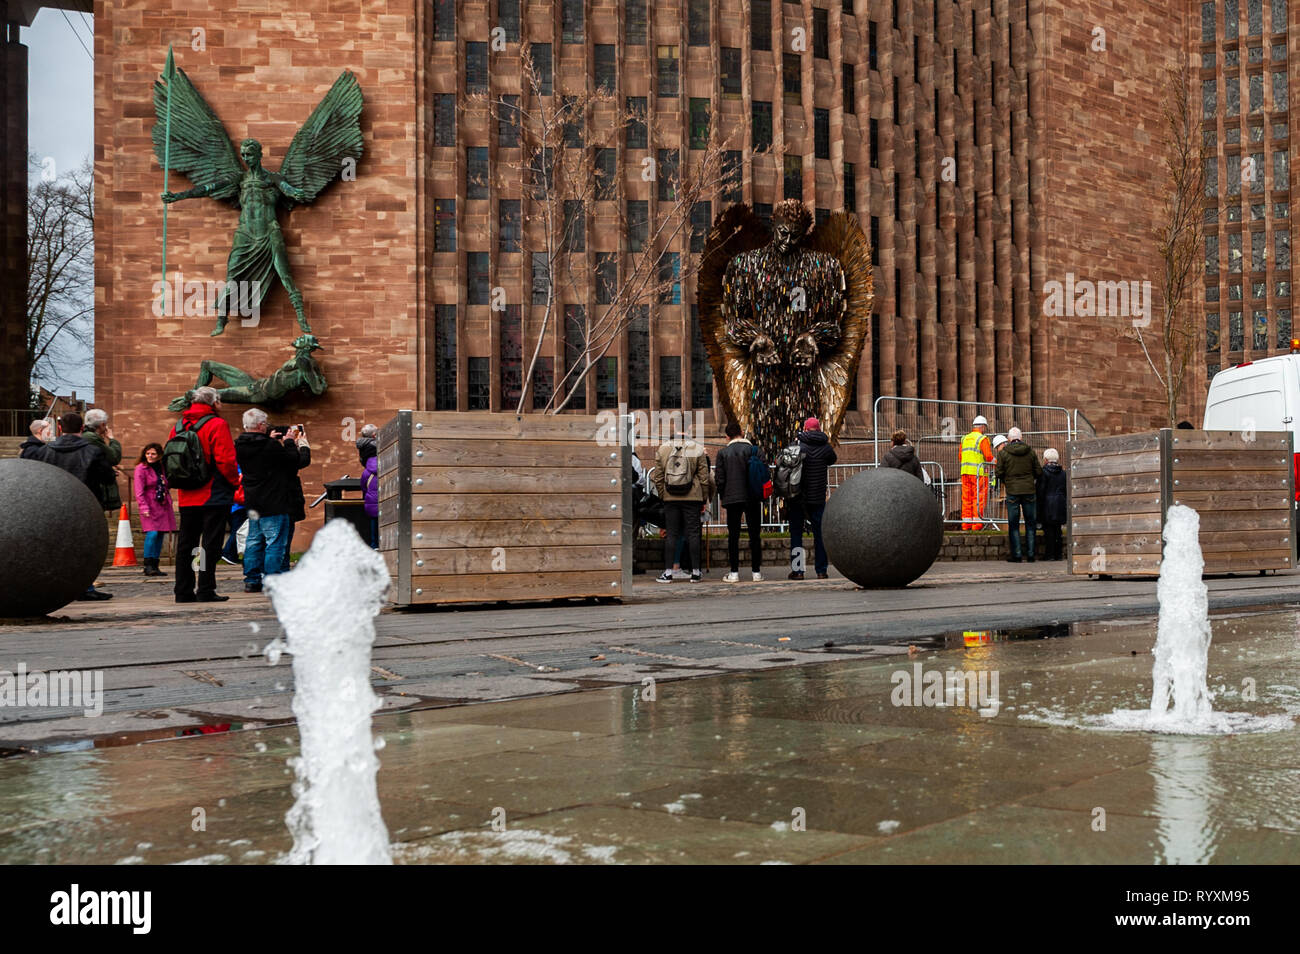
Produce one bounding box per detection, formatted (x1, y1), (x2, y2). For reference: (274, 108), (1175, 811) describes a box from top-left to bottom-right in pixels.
(265, 519), (393, 864)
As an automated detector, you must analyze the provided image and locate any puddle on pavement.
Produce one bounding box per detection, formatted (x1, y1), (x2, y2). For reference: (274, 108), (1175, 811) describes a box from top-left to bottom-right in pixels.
(0, 609), (1297, 864)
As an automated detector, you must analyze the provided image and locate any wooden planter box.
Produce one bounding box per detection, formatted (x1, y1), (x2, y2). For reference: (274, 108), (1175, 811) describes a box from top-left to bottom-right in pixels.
(377, 411), (632, 606)
(1067, 428), (1295, 577)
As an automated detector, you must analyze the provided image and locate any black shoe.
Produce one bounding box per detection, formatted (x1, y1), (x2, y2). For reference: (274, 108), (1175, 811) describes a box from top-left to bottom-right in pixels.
(244, 583), (263, 593)
(175, 593), (196, 603)
(1006, 556), (1022, 563)
(817, 572), (829, 579)
(75, 588), (113, 601)
(788, 570), (805, 580)
(1027, 556), (1036, 563)
(197, 593), (230, 603)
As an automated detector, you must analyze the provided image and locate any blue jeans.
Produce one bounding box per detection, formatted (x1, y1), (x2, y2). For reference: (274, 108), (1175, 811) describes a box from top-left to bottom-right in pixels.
(369, 516), (379, 549)
(788, 499), (828, 575)
(1006, 494), (1037, 559)
(221, 508), (247, 562)
(143, 530), (165, 561)
(243, 513), (291, 586)
(280, 521), (296, 573)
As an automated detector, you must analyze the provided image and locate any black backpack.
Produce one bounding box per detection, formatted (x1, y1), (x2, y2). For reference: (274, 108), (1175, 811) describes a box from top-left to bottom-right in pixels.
(163, 414), (217, 489)
(773, 444), (805, 499)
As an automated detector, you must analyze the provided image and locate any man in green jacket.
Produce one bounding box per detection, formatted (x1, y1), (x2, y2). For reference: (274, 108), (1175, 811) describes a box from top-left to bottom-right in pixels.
(995, 426), (1042, 563)
(83, 408), (124, 511)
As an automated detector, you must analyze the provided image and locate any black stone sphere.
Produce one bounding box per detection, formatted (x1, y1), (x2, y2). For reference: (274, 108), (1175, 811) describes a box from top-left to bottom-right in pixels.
(823, 467), (943, 588)
(0, 458), (108, 617)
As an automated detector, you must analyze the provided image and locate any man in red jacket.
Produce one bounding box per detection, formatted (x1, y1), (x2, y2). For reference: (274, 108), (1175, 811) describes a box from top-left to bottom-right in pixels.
(168, 386), (241, 602)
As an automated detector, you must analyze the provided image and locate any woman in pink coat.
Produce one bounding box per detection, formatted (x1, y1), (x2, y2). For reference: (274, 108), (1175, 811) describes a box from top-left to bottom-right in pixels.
(133, 443), (177, 577)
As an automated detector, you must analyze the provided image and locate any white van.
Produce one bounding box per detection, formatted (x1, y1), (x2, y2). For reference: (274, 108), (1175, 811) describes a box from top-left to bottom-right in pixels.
(1202, 353), (1300, 500)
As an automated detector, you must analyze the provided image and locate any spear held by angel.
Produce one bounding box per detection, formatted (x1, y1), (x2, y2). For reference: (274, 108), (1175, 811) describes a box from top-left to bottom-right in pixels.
(153, 48), (364, 336)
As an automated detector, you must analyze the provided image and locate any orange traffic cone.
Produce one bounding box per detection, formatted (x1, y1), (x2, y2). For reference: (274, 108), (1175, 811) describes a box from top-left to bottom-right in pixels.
(112, 504), (137, 567)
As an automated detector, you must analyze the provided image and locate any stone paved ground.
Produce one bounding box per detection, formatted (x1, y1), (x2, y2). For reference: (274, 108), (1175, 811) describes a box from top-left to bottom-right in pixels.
(1, 560), (1297, 749)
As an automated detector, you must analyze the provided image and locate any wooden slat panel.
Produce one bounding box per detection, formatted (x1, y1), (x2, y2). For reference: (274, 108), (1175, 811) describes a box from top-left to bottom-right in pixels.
(1068, 432), (1161, 460)
(1194, 509), (1291, 532)
(1070, 472), (1163, 497)
(1168, 430), (1291, 450)
(1070, 492), (1162, 517)
(408, 493), (620, 521)
(1068, 532), (1162, 553)
(409, 518), (623, 548)
(1170, 449), (1291, 471)
(408, 570), (623, 604)
(1069, 450), (1161, 479)
(1070, 513), (1162, 535)
(408, 411), (613, 441)
(1167, 489), (1294, 511)
(1070, 553), (1161, 574)
(410, 545), (623, 575)
(1171, 470), (1291, 492)
(1203, 551), (1293, 572)
(1072, 529), (1291, 552)
(411, 438), (621, 468)
(408, 466), (622, 494)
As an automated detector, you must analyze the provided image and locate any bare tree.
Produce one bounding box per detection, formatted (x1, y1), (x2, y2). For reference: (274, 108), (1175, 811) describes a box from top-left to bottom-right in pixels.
(1135, 58), (1205, 427)
(468, 52), (740, 414)
(27, 158), (95, 394)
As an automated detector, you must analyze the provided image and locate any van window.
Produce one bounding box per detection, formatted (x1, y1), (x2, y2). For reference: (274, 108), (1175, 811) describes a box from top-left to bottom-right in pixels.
(1204, 366), (1287, 430)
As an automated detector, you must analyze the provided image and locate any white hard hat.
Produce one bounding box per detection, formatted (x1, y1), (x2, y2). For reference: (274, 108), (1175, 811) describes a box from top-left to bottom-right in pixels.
(972, 415), (989, 427)
(992, 434), (1008, 448)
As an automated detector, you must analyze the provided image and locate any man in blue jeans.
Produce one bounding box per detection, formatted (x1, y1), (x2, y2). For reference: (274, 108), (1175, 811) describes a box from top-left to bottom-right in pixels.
(786, 417), (837, 580)
(234, 408), (310, 592)
(994, 426), (1043, 563)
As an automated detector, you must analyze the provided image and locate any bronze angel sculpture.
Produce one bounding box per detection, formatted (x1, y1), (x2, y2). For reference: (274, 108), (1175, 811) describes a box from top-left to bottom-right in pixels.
(153, 48), (364, 336)
(697, 200), (874, 461)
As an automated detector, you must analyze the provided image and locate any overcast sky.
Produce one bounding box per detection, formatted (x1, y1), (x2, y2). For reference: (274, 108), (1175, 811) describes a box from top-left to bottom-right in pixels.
(28, 9), (95, 399)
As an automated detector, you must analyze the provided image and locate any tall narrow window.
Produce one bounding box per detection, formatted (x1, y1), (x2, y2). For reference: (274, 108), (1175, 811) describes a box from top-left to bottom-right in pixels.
(784, 154), (803, 200)
(784, 53), (802, 104)
(625, 0), (647, 45)
(435, 305), (457, 410)
(467, 253), (490, 304)
(595, 45), (616, 92)
(435, 94), (456, 147)
(596, 357), (619, 409)
(753, 100), (773, 151)
(690, 201), (712, 252)
(466, 42), (488, 93)
(1202, 2), (1216, 44)
(689, 0), (710, 46)
(1206, 233), (1219, 274)
(1274, 71), (1288, 111)
(870, 118), (879, 167)
(658, 149), (679, 201)
(562, 0), (584, 43)
(815, 108), (830, 159)
(532, 43), (552, 95)
(532, 254), (550, 304)
(564, 305), (587, 409)
(497, 95), (520, 148)
(869, 20), (878, 70)
(690, 98), (711, 148)
(595, 148), (617, 200)
(532, 358), (554, 410)
(466, 147), (489, 199)
(627, 200), (649, 251)
(434, 0), (455, 41)
(721, 48), (742, 99)
(498, 0), (520, 42)
(658, 253), (681, 304)
(843, 64), (856, 113)
(754, 202), (772, 226)
(722, 150), (742, 204)
(434, 199), (456, 251)
(499, 199), (521, 253)
(468, 357), (490, 410)
(561, 96), (583, 147)
(845, 161), (856, 212)
(1278, 309), (1293, 349)
(627, 97), (648, 149)
(596, 253), (618, 304)
(500, 305), (522, 409)
(657, 45), (680, 96)
(1206, 312), (1221, 352)
(813, 8), (829, 58)
(628, 306), (650, 409)
(1227, 0), (1240, 41)
(752, 0), (772, 50)
(690, 306), (714, 408)
(659, 356), (682, 408)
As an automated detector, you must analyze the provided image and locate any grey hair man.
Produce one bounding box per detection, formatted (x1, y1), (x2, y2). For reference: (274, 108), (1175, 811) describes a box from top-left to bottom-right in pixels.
(234, 407), (310, 592)
(81, 408), (124, 513)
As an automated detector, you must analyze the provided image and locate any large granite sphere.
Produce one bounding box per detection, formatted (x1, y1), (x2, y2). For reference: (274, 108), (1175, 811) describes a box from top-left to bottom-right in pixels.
(823, 467), (943, 587)
(0, 458), (108, 617)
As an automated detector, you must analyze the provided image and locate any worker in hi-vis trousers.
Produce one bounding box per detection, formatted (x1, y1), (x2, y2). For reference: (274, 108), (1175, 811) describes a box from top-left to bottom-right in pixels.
(959, 415), (995, 530)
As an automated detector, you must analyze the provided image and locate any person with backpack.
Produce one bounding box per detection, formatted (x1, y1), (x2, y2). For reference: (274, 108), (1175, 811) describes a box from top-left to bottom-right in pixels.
(651, 430), (714, 583)
(165, 386), (240, 602)
(714, 421), (767, 583)
(994, 426), (1043, 563)
(782, 417), (837, 580)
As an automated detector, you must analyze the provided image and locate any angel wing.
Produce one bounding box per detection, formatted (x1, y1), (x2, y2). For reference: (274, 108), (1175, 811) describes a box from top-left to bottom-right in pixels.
(805, 211), (873, 442)
(152, 47), (242, 204)
(276, 71), (365, 209)
(695, 204), (771, 437)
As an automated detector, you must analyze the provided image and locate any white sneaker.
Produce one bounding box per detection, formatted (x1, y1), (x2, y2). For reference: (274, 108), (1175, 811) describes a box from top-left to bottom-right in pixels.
(656, 570), (674, 583)
(752, 572), (763, 582)
(723, 572), (740, 583)
(672, 569), (689, 581)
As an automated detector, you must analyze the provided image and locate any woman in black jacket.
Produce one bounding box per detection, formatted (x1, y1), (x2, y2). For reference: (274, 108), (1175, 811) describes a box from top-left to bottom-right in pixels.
(881, 429), (924, 479)
(1036, 448), (1068, 560)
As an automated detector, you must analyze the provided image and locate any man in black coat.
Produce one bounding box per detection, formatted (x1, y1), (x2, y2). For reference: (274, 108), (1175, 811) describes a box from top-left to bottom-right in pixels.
(786, 416), (837, 580)
(234, 408), (310, 592)
(21, 412), (118, 600)
(714, 421), (765, 582)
